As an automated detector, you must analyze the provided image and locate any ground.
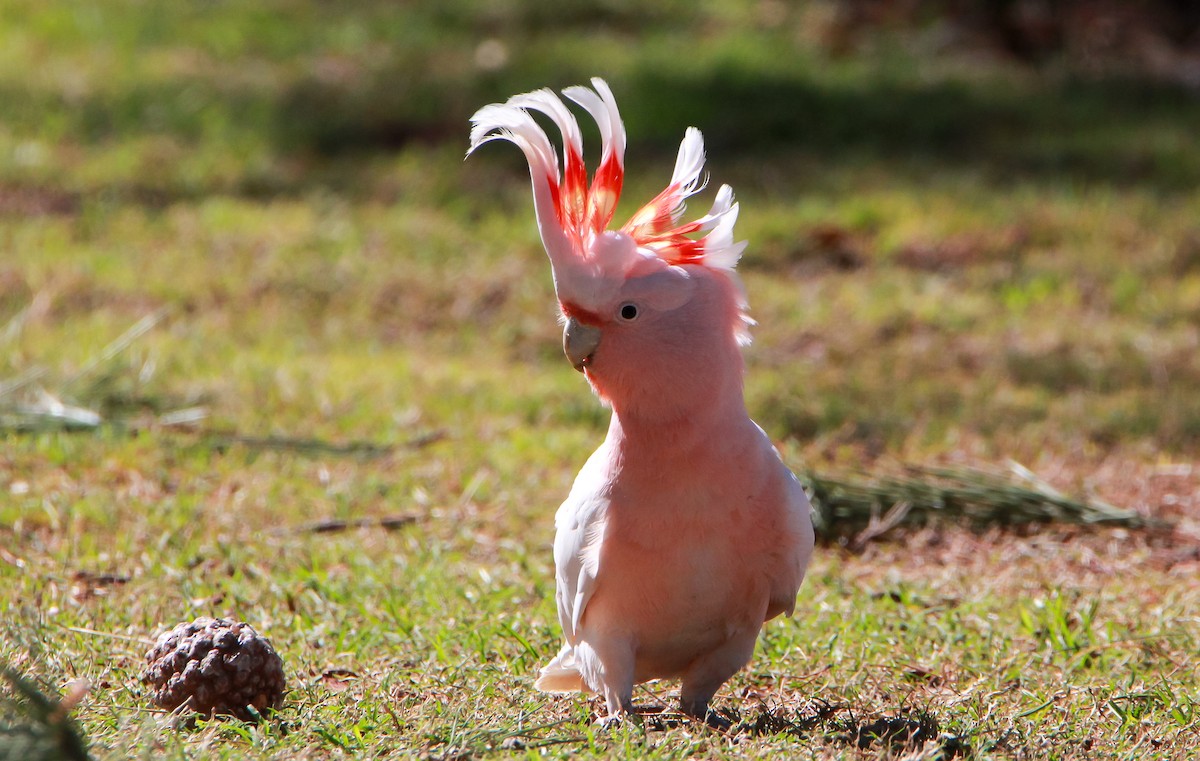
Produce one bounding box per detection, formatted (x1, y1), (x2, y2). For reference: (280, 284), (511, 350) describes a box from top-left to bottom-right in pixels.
(1, 2), (1198, 759)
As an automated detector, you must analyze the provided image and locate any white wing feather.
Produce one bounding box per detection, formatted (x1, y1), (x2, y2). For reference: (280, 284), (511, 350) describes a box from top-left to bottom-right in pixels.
(552, 442), (611, 645)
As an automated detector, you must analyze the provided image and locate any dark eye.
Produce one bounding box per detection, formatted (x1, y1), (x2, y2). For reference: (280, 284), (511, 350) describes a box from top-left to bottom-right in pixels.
(619, 303), (639, 321)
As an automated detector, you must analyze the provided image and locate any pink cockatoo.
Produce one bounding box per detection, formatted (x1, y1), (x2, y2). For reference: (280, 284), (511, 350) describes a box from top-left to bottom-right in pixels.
(468, 78), (814, 724)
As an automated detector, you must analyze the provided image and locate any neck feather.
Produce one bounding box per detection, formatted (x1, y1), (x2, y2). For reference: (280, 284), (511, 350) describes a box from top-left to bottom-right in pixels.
(604, 361), (749, 463)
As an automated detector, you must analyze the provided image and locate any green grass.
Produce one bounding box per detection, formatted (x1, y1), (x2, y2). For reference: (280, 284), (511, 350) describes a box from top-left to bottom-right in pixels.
(2, 1), (1199, 758)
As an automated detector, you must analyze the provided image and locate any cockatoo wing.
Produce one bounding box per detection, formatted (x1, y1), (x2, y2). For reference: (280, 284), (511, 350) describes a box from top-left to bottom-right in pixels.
(770, 471), (815, 618)
(552, 444), (611, 645)
(756, 425), (816, 621)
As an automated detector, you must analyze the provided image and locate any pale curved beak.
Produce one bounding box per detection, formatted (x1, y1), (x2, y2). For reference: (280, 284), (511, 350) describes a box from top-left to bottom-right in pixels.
(563, 317), (602, 372)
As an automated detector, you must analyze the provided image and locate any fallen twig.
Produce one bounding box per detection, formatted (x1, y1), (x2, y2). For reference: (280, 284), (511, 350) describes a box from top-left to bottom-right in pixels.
(282, 515), (419, 535)
(196, 429), (445, 458)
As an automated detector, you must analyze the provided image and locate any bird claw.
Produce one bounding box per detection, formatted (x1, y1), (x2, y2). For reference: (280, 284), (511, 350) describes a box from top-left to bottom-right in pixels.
(683, 708), (733, 732)
(596, 714), (624, 729)
(703, 712), (733, 732)
(595, 711), (644, 730)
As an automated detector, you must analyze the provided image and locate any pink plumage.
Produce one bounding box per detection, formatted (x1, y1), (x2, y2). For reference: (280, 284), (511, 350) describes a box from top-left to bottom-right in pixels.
(469, 78), (814, 723)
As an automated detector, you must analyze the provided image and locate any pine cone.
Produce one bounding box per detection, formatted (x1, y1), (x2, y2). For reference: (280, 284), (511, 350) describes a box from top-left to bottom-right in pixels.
(142, 617), (286, 720)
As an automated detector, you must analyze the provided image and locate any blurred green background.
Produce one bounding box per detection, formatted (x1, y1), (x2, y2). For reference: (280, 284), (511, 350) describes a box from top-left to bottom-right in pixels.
(4, 0), (1199, 457)
(4, 1), (1199, 193)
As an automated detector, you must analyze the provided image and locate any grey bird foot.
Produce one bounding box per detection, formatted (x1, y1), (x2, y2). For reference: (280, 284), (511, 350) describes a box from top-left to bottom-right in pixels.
(681, 704), (733, 731)
(698, 710), (732, 731)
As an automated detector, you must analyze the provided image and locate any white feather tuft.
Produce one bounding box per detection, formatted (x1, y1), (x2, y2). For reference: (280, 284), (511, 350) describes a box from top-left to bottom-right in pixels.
(668, 127), (708, 219)
(468, 102), (559, 179)
(534, 646), (587, 693)
(690, 184), (734, 233)
(563, 77), (626, 167)
(664, 183), (748, 271)
(700, 187), (747, 271)
(509, 88), (583, 168)
(468, 99), (577, 270)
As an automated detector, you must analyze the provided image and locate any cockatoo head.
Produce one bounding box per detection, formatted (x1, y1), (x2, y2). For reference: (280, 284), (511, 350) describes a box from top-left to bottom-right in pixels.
(469, 78), (751, 416)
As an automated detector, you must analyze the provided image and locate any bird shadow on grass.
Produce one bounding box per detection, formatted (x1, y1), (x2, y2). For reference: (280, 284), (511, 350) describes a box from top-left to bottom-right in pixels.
(738, 701), (969, 758)
(622, 699), (970, 758)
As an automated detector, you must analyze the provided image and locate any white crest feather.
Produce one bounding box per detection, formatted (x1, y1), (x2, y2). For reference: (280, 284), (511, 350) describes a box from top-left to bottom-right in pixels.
(563, 77), (626, 168)
(668, 127), (708, 220)
(509, 88), (584, 168)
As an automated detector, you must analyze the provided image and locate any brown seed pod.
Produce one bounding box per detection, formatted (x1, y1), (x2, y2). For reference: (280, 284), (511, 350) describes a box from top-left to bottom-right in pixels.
(142, 617), (285, 720)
